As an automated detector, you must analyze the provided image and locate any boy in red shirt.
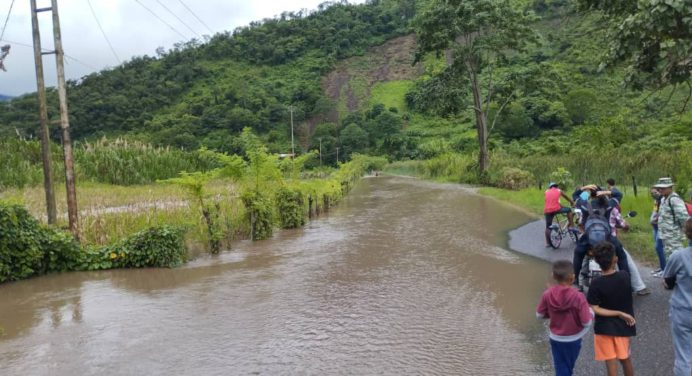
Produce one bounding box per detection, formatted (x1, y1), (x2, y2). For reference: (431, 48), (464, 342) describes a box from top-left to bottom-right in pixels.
(537, 260), (594, 375)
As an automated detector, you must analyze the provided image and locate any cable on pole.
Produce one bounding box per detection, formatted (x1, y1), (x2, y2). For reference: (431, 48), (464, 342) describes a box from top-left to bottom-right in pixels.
(154, 0), (201, 39)
(0, 0), (16, 41)
(86, 0), (121, 63)
(177, 0), (213, 35)
(133, 0), (188, 40)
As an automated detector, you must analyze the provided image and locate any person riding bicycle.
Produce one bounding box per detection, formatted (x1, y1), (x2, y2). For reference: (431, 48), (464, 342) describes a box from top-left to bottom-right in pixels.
(545, 182), (576, 247)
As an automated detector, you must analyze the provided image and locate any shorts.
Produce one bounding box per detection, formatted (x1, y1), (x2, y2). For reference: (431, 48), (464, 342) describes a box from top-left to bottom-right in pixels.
(545, 207), (571, 228)
(594, 334), (630, 361)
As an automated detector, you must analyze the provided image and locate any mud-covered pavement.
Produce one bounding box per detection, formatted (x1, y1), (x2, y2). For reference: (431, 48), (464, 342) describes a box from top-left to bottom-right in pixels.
(509, 220), (675, 375)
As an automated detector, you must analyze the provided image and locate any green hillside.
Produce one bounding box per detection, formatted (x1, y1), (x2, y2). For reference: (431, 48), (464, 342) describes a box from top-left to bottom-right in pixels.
(0, 0), (690, 188)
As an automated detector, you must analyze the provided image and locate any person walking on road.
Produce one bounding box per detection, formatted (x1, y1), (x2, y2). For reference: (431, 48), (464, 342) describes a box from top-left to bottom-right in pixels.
(655, 177), (689, 256)
(537, 260), (594, 376)
(663, 218), (692, 376)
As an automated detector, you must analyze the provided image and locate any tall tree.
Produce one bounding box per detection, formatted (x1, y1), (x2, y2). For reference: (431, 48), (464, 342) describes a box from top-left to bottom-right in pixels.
(414, 0), (535, 174)
(577, 0), (692, 109)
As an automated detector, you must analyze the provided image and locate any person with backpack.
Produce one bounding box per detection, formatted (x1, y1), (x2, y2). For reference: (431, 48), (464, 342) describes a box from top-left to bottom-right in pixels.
(654, 177), (689, 256)
(572, 197), (630, 289)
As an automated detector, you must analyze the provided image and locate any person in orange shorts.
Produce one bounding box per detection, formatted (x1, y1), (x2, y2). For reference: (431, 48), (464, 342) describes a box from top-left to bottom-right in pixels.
(586, 241), (637, 376)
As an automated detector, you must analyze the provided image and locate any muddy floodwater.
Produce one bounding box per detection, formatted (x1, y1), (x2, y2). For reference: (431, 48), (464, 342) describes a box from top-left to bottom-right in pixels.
(1, 176), (554, 375)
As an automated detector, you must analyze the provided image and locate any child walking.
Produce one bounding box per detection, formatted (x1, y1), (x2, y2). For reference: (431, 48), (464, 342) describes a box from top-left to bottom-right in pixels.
(587, 241), (637, 376)
(536, 260), (593, 376)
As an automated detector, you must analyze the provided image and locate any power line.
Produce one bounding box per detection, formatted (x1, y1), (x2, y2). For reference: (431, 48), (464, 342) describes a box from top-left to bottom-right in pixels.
(177, 0), (213, 35)
(85, 0), (121, 64)
(0, 38), (98, 70)
(0, 0), (16, 41)
(133, 0), (188, 40)
(154, 0), (201, 39)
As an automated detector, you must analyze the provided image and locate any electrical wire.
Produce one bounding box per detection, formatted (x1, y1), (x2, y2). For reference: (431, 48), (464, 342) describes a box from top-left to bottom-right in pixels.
(0, 0), (16, 41)
(133, 0), (187, 40)
(177, 0), (213, 35)
(0, 38), (98, 70)
(154, 0), (201, 39)
(85, 0), (121, 64)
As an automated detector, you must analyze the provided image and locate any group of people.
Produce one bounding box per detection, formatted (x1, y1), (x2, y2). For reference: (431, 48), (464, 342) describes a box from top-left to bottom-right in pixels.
(539, 177), (692, 376)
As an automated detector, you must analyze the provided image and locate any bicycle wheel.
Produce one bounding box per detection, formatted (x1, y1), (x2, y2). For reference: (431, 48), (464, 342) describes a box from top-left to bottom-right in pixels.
(549, 227), (562, 249)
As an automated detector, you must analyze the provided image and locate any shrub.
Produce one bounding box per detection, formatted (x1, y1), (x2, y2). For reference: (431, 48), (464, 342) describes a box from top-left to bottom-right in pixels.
(122, 226), (186, 268)
(549, 167), (574, 190)
(84, 226), (187, 270)
(0, 203), (81, 283)
(241, 190), (275, 240)
(495, 167), (535, 190)
(276, 186), (306, 229)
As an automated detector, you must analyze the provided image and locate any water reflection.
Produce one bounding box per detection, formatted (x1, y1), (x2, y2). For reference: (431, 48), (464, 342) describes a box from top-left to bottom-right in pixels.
(0, 176), (552, 375)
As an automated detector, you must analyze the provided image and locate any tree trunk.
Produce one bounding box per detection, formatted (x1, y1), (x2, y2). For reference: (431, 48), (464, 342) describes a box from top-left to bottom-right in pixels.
(469, 70), (489, 173)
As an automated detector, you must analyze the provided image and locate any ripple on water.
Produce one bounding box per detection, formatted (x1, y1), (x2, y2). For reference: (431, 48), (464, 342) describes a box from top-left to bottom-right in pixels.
(0, 176), (549, 375)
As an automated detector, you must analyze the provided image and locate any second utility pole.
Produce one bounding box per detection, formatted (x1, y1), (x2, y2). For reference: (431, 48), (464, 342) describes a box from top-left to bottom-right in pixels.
(30, 0), (79, 238)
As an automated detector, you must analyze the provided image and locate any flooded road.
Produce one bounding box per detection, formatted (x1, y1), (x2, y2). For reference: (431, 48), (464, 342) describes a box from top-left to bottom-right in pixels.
(1, 176), (553, 375)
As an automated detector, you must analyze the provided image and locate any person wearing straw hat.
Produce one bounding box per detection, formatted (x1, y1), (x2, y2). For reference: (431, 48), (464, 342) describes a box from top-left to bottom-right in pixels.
(654, 177), (689, 256)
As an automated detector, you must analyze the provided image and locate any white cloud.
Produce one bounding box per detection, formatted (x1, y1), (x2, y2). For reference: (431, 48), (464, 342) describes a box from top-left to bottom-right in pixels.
(0, 0), (365, 96)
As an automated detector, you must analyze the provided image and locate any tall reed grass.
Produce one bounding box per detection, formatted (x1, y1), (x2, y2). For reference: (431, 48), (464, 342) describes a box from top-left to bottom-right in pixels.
(0, 138), (220, 188)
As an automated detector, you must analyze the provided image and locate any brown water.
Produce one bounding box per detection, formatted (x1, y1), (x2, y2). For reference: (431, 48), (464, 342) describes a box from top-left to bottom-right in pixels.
(0, 176), (553, 375)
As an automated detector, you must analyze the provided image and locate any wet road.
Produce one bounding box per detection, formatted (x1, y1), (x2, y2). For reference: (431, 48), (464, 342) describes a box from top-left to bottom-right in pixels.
(509, 220), (675, 375)
(1, 176), (558, 375)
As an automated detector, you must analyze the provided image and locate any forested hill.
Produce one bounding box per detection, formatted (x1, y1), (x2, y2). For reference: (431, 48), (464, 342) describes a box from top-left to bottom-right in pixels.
(0, 0), (689, 171)
(0, 0), (415, 153)
(0, 95), (12, 101)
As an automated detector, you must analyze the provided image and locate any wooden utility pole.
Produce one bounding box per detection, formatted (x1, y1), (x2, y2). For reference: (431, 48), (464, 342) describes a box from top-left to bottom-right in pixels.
(30, 0), (79, 238)
(336, 147), (339, 164)
(318, 138), (322, 166)
(51, 0), (79, 238)
(29, 0), (57, 225)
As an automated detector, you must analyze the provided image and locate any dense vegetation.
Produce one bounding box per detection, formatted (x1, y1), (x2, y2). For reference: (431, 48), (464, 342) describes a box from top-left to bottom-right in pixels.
(0, 0), (690, 274)
(0, 0), (413, 154)
(0, 201), (186, 283)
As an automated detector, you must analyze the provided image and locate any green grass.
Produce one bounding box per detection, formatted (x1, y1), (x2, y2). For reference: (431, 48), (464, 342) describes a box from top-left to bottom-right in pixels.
(369, 80), (413, 112)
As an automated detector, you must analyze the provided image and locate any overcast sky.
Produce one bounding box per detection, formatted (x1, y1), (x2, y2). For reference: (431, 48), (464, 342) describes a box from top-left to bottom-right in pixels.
(0, 0), (365, 96)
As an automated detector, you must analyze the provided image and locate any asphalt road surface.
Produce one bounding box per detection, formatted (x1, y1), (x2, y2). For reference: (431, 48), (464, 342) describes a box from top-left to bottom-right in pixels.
(508, 220), (675, 376)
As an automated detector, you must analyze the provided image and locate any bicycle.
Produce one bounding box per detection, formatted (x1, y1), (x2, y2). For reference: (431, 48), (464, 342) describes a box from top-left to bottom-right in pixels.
(548, 208), (580, 249)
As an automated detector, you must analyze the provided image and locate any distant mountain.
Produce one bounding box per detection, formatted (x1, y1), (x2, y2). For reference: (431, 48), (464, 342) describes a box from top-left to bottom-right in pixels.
(0, 94), (12, 101)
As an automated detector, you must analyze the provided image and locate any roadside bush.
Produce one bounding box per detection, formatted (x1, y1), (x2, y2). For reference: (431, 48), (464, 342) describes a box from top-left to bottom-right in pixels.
(85, 225), (187, 270)
(0, 203), (81, 283)
(40, 229), (83, 273)
(495, 167), (535, 190)
(241, 190), (275, 240)
(276, 186), (306, 228)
